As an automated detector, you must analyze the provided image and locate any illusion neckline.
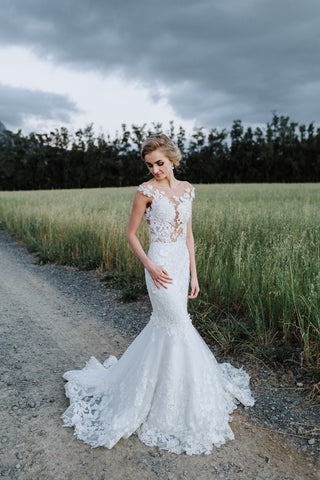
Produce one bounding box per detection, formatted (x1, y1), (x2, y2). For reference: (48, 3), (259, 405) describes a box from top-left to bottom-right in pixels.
(143, 182), (192, 203)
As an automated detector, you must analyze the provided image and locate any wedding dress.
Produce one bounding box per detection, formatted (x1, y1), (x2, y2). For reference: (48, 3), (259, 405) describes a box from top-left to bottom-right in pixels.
(62, 182), (254, 455)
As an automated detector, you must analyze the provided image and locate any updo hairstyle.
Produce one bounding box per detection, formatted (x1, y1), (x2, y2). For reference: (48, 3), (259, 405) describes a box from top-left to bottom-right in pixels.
(141, 134), (181, 167)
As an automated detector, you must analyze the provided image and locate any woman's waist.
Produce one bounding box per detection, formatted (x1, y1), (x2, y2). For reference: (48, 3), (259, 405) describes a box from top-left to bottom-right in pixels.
(148, 239), (187, 250)
(148, 239), (188, 261)
(148, 229), (187, 244)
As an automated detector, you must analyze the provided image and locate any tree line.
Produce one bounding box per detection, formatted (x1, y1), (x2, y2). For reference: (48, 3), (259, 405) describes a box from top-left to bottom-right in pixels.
(0, 114), (319, 190)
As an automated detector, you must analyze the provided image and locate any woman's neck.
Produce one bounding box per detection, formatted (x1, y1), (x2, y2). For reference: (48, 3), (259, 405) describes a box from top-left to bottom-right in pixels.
(153, 175), (180, 190)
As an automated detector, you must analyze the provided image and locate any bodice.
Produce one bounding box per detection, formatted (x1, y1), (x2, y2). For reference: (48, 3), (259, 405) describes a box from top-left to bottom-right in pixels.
(137, 182), (195, 244)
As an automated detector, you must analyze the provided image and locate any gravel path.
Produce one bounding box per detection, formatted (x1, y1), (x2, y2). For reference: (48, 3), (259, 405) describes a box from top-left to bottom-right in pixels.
(0, 231), (319, 480)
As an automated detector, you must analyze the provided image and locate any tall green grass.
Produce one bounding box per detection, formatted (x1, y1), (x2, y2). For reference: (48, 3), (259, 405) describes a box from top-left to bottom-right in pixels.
(0, 184), (319, 381)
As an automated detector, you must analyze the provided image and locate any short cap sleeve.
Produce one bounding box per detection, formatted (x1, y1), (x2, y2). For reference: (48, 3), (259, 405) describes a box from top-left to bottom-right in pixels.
(137, 184), (154, 198)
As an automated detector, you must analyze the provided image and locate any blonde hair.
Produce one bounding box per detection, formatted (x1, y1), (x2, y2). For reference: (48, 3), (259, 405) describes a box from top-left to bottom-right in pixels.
(141, 134), (181, 167)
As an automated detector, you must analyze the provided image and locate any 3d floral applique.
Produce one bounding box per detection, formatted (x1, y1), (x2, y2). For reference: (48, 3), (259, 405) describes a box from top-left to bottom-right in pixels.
(137, 184), (195, 243)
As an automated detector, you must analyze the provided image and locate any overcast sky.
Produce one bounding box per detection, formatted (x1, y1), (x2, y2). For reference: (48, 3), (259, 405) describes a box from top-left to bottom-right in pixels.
(0, 0), (319, 136)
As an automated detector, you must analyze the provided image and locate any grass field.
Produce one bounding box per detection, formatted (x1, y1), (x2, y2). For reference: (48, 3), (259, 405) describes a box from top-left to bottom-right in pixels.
(1, 184), (319, 384)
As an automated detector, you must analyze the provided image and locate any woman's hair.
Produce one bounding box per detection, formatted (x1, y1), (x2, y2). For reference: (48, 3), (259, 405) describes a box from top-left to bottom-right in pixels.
(141, 134), (181, 167)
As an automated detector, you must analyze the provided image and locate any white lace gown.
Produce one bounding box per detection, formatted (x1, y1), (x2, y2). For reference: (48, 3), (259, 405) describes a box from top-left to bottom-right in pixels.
(62, 182), (254, 455)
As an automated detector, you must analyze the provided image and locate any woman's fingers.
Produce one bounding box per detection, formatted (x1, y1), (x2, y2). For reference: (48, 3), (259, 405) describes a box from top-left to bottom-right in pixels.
(153, 269), (173, 289)
(154, 279), (168, 289)
(188, 292), (198, 298)
(188, 286), (200, 299)
(162, 275), (173, 283)
(160, 269), (172, 281)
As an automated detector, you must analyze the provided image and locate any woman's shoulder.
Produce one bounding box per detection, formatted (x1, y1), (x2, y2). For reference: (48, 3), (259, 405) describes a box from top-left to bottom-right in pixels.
(181, 180), (194, 189)
(137, 180), (155, 197)
(181, 181), (195, 197)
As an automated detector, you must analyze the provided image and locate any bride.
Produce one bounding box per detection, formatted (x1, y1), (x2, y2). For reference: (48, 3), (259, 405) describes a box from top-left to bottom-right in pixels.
(62, 134), (254, 455)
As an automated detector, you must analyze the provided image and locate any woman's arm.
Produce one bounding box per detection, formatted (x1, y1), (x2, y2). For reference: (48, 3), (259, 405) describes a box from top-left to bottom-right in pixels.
(126, 191), (173, 289)
(186, 215), (200, 299)
(126, 192), (152, 269)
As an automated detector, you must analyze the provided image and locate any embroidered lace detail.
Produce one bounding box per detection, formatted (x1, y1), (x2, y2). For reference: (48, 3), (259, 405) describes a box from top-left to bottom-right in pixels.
(62, 180), (255, 456)
(137, 183), (194, 243)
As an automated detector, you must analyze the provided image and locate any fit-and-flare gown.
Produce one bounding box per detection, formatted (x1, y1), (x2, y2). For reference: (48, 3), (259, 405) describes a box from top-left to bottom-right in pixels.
(62, 182), (254, 455)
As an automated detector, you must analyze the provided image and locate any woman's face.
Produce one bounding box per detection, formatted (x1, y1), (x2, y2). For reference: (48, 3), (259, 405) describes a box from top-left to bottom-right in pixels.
(144, 148), (173, 181)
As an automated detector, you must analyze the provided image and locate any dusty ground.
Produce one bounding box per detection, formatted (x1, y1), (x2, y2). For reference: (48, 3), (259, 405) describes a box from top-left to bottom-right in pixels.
(0, 231), (319, 480)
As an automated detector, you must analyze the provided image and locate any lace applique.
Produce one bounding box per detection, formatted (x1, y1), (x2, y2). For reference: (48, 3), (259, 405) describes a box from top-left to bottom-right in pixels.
(62, 180), (254, 456)
(62, 322), (254, 455)
(137, 183), (195, 244)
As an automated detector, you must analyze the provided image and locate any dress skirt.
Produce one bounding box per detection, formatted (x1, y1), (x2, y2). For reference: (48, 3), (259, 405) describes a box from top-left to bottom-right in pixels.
(62, 241), (254, 455)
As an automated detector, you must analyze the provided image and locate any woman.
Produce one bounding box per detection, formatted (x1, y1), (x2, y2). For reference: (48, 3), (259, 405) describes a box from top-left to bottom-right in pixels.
(62, 134), (254, 455)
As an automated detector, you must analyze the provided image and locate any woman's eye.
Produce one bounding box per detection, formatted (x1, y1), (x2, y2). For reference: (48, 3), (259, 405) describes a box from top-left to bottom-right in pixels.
(158, 162), (164, 166)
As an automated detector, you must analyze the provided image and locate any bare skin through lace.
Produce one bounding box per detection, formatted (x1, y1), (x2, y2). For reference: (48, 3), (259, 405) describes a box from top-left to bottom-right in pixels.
(62, 176), (254, 455)
(137, 183), (194, 244)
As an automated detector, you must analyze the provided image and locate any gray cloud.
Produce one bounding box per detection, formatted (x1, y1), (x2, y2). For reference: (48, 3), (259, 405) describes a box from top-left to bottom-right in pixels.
(0, 83), (79, 129)
(0, 0), (319, 127)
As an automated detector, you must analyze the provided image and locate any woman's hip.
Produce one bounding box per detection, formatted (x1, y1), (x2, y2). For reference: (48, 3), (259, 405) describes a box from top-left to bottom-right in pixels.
(147, 241), (189, 269)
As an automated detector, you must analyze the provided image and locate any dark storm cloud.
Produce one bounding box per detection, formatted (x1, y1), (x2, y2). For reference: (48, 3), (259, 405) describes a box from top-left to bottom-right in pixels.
(0, 84), (79, 129)
(1, 0), (319, 127)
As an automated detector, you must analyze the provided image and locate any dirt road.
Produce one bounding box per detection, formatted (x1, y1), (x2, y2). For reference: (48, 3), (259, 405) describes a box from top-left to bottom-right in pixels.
(0, 231), (319, 480)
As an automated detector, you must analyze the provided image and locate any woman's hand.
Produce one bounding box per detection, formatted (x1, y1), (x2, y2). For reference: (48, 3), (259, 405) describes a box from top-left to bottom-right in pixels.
(188, 277), (200, 299)
(147, 263), (173, 289)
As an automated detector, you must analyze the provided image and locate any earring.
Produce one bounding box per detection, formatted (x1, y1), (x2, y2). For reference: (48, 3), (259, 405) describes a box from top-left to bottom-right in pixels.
(172, 164), (174, 170)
